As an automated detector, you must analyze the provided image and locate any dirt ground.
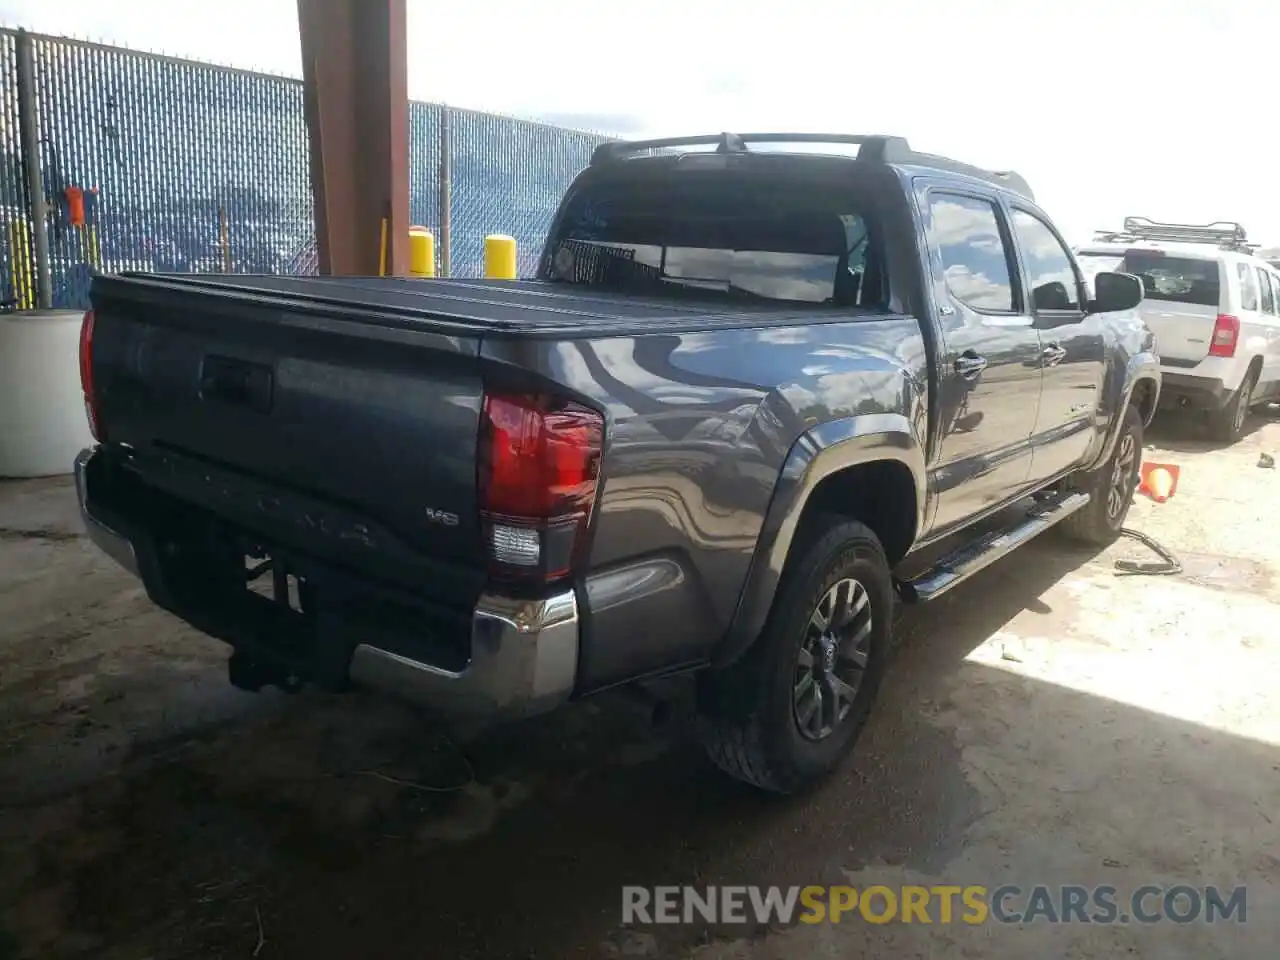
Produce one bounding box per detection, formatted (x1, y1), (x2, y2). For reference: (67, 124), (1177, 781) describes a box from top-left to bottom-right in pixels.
(2, 412), (1279, 960)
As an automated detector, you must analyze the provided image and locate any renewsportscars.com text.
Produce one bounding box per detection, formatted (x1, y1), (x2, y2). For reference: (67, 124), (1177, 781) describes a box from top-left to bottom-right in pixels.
(622, 884), (1248, 926)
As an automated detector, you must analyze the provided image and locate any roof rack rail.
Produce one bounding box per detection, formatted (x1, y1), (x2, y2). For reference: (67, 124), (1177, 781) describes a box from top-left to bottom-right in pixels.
(589, 132), (1034, 199)
(1092, 216), (1257, 253)
(589, 132), (909, 165)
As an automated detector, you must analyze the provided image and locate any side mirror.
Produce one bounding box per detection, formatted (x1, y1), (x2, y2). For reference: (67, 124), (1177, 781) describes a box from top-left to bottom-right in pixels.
(1032, 280), (1072, 311)
(1089, 271), (1144, 314)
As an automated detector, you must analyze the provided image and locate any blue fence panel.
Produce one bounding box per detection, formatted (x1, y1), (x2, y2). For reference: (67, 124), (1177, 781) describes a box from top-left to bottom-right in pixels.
(449, 107), (607, 277)
(26, 34), (315, 308)
(1, 29), (614, 307)
(407, 99), (443, 265)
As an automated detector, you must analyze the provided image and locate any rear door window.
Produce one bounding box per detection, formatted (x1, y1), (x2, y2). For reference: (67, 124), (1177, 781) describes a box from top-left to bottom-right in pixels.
(1257, 267), (1276, 315)
(1237, 263), (1259, 311)
(1118, 252), (1221, 307)
(928, 193), (1017, 313)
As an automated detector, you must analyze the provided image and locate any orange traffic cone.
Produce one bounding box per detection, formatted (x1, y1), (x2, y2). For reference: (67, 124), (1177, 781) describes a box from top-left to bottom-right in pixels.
(1138, 462), (1180, 502)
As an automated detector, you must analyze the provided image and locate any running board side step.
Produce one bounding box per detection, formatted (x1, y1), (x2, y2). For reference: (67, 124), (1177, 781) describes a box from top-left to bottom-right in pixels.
(897, 491), (1091, 603)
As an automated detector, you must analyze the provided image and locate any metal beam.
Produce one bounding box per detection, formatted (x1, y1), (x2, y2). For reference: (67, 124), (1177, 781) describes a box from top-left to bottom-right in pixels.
(296, 0), (409, 276)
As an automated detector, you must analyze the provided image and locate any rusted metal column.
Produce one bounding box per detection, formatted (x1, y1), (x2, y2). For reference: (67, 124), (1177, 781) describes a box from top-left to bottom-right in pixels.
(296, 0), (409, 276)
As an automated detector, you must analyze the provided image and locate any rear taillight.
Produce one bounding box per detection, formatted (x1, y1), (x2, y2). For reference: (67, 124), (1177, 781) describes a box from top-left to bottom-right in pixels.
(1209, 313), (1239, 358)
(477, 392), (604, 583)
(78, 309), (104, 441)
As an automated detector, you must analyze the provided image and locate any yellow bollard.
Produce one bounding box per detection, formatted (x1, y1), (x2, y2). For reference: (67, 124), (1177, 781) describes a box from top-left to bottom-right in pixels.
(8, 219), (34, 310)
(408, 226), (435, 277)
(484, 234), (517, 279)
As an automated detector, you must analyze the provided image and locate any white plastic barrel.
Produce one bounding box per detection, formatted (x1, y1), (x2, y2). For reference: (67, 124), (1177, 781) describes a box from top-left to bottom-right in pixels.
(0, 310), (95, 478)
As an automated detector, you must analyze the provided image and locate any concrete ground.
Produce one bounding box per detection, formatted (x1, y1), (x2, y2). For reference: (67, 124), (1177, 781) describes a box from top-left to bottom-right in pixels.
(1, 412), (1278, 960)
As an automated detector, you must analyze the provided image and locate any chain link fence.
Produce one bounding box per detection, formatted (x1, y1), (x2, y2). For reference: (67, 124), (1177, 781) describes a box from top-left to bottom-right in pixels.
(1, 28), (613, 309)
(443, 107), (610, 277)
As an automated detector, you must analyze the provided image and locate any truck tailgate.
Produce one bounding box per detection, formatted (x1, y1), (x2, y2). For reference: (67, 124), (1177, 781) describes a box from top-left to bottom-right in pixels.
(90, 277), (489, 578)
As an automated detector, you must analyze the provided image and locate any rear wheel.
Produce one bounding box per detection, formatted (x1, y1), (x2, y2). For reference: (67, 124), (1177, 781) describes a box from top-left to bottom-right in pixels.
(1209, 366), (1257, 443)
(697, 518), (893, 794)
(1061, 404), (1143, 545)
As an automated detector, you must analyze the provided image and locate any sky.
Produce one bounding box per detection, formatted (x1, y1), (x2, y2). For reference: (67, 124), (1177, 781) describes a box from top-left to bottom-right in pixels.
(3, 0), (1278, 249)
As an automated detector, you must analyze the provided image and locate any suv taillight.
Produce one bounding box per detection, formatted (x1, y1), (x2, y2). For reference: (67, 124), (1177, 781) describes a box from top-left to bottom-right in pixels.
(477, 392), (604, 583)
(1209, 313), (1239, 358)
(78, 309), (104, 441)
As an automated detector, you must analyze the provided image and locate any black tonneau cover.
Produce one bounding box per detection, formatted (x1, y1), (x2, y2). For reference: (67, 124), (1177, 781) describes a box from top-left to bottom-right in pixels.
(98, 272), (847, 339)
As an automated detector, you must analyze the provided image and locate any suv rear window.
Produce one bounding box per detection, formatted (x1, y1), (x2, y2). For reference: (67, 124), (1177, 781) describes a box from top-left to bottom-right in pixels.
(1112, 252), (1220, 307)
(541, 168), (884, 307)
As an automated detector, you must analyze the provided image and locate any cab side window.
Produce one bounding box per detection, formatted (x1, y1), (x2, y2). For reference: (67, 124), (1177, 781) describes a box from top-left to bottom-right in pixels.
(1010, 209), (1082, 312)
(1257, 267), (1277, 316)
(928, 193), (1017, 313)
(1237, 263), (1259, 311)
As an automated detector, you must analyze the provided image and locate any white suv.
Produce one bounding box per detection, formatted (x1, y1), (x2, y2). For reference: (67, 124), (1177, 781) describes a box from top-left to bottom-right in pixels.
(1076, 218), (1280, 442)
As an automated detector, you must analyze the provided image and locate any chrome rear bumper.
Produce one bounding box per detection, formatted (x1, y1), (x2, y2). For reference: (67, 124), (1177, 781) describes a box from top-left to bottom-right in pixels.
(74, 448), (139, 576)
(348, 591), (579, 720)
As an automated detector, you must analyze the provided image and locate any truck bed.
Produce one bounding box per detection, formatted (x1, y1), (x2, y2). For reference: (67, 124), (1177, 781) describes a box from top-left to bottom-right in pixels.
(87, 272), (855, 614)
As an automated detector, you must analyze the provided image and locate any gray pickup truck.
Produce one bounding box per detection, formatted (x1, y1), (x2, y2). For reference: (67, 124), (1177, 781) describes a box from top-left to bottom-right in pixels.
(75, 132), (1158, 793)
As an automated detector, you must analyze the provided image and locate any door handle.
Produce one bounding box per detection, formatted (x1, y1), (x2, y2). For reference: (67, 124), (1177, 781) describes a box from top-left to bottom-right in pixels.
(954, 353), (988, 379)
(1042, 344), (1067, 367)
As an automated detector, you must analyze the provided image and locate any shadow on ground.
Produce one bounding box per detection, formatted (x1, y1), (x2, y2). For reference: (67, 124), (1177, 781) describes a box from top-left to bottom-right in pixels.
(1145, 403), (1280, 454)
(3, 533), (1275, 960)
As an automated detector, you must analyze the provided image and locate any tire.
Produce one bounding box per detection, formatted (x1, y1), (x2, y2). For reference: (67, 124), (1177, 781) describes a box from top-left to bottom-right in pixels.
(1209, 366), (1258, 443)
(697, 518), (893, 794)
(1060, 404), (1143, 545)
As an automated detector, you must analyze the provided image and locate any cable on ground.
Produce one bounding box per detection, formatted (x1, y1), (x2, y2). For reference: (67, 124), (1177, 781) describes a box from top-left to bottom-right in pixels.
(1114, 527), (1182, 577)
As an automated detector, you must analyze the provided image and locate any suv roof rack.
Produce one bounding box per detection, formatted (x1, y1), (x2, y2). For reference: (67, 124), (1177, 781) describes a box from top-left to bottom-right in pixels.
(589, 132), (1034, 200)
(1091, 216), (1257, 253)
